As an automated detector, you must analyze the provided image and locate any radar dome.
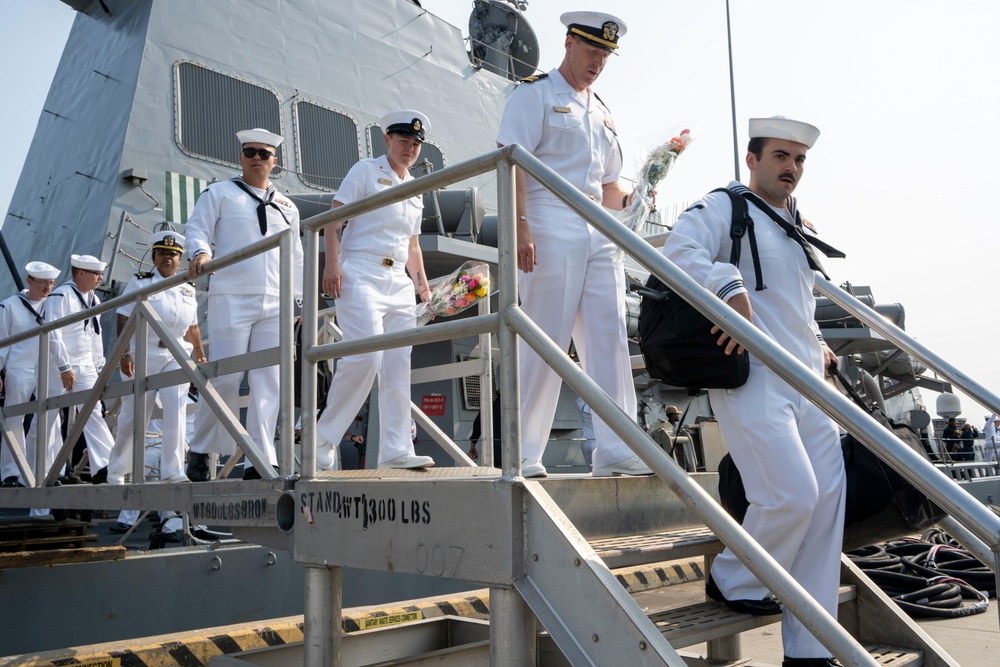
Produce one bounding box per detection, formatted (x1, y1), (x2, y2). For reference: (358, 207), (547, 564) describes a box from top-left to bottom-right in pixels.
(935, 393), (961, 419)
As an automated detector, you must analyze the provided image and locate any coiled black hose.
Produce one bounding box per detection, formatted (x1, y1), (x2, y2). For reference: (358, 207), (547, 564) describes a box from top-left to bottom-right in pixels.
(846, 532), (992, 618)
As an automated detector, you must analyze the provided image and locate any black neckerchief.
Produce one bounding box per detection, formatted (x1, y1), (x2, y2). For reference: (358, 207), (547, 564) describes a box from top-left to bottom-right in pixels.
(16, 293), (44, 325)
(66, 283), (100, 334)
(231, 177), (289, 235)
(737, 188), (846, 279)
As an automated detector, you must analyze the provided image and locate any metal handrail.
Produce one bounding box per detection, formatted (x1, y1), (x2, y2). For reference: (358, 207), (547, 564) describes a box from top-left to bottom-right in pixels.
(0, 231), (295, 485)
(815, 276), (1000, 418)
(295, 145), (882, 665)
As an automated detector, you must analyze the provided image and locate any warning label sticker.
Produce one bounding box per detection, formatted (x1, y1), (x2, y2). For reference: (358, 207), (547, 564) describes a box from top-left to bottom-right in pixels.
(358, 611), (422, 630)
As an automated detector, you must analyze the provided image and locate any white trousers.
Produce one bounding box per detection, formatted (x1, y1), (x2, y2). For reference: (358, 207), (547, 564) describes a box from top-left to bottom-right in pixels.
(317, 257), (415, 465)
(1, 367), (36, 481)
(709, 364), (846, 658)
(984, 441), (999, 463)
(190, 294), (280, 470)
(29, 363), (113, 475)
(109, 350), (187, 480)
(518, 200), (637, 467)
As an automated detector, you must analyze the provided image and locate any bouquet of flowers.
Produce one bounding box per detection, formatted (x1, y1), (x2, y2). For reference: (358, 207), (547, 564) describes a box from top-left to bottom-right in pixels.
(416, 261), (491, 326)
(615, 129), (693, 262)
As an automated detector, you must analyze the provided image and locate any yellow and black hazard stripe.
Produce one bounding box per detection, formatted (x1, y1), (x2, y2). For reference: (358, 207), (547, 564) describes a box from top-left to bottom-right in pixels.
(9, 560), (701, 665)
(614, 559), (704, 593)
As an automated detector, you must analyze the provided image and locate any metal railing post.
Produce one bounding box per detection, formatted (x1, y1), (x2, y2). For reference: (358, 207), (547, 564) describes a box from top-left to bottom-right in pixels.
(495, 154), (521, 479)
(34, 330), (50, 486)
(131, 308), (149, 484)
(278, 229), (295, 475)
(301, 225), (320, 479)
(478, 295), (494, 468)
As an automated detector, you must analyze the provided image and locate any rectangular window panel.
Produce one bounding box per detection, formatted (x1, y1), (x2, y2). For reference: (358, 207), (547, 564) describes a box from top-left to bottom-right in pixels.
(175, 61), (283, 174)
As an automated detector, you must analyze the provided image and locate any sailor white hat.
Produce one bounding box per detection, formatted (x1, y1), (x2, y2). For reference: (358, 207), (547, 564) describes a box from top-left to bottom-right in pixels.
(151, 230), (185, 253)
(236, 128), (283, 148)
(560, 11), (627, 51)
(748, 116), (820, 148)
(70, 254), (106, 272)
(25, 261), (60, 280)
(380, 110), (430, 142)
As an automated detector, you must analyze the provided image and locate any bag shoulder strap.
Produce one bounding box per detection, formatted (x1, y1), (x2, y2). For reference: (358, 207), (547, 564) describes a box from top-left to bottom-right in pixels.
(709, 187), (765, 291)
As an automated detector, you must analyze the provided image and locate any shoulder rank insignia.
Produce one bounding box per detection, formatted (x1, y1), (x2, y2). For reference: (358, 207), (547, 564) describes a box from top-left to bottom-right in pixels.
(518, 72), (549, 84)
(136, 271), (154, 279)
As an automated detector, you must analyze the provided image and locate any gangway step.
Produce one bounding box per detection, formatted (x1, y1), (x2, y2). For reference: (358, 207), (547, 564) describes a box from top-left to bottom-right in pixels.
(648, 583), (856, 648)
(589, 526), (721, 569)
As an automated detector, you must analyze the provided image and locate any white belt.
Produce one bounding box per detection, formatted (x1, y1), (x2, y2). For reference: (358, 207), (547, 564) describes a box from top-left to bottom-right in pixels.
(341, 250), (404, 268)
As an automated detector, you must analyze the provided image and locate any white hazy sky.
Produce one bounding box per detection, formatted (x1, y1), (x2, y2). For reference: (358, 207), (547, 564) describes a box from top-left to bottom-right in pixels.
(3, 1), (998, 422)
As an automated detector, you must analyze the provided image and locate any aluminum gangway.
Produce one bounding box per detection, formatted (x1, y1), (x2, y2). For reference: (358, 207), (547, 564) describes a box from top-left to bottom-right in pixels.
(1, 145), (998, 666)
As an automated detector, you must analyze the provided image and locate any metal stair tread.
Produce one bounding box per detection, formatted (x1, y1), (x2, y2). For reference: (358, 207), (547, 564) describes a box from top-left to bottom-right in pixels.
(589, 525), (722, 568)
(649, 583), (857, 648)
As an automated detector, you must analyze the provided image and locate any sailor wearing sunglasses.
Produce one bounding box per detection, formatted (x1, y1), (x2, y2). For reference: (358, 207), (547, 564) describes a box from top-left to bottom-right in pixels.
(184, 128), (304, 481)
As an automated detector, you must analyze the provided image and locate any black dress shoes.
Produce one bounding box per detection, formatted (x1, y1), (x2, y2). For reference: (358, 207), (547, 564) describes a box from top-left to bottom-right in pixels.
(90, 467), (108, 484)
(108, 522), (133, 534)
(783, 658), (839, 667)
(706, 572), (782, 616)
(1, 476), (23, 487)
(186, 452), (211, 482)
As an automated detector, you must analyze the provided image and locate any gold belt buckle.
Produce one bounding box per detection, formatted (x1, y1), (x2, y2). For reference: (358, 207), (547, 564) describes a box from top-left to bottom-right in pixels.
(381, 257), (394, 267)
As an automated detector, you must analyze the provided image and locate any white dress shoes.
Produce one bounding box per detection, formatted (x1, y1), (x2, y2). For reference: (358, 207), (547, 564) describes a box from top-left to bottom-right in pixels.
(592, 456), (654, 477)
(316, 439), (340, 471)
(520, 458), (548, 478)
(162, 473), (191, 484)
(378, 454), (435, 470)
(107, 472), (126, 486)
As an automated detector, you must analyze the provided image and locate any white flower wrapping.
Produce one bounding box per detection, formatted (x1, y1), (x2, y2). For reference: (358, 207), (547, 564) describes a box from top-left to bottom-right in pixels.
(415, 261), (491, 327)
(616, 129), (692, 262)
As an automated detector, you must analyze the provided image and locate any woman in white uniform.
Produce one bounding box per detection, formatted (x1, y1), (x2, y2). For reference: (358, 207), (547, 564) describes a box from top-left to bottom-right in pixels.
(108, 231), (205, 484)
(316, 110), (435, 470)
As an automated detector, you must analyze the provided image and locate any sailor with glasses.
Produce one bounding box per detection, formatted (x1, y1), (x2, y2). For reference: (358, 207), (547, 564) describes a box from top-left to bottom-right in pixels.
(0, 261), (60, 487)
(38, 254), (115, 484)
(184, 128), (303, 481)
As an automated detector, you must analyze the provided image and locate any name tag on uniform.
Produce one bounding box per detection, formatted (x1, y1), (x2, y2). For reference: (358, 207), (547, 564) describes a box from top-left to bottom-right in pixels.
(378, 178), (393, 186)
(552, 106), (571, 113)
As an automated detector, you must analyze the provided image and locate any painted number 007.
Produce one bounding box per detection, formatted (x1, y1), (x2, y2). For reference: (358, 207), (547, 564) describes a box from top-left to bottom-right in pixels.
(414, 543), (465, 577)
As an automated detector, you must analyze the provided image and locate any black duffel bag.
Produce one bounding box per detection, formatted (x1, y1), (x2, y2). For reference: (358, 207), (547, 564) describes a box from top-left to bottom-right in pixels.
(638, 275), (750, 390)
(718, 369), (945, 550)
(638, 188), (759, 391)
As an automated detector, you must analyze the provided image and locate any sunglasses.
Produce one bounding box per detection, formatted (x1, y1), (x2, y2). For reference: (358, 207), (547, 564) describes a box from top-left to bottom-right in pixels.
(242, 147), (275, 160)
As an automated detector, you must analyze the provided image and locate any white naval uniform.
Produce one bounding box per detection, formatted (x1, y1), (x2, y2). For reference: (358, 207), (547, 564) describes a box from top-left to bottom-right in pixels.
(496, 68), (637, 467)
(108, 270), (198, 481)
(0, 292), (45, 482)
(37, 281), (114, 474)
(316, 154), (422, 465)
(661, 182), (846, 658)
(984, 415), (999, 463)
(184, 178), (304, 469)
